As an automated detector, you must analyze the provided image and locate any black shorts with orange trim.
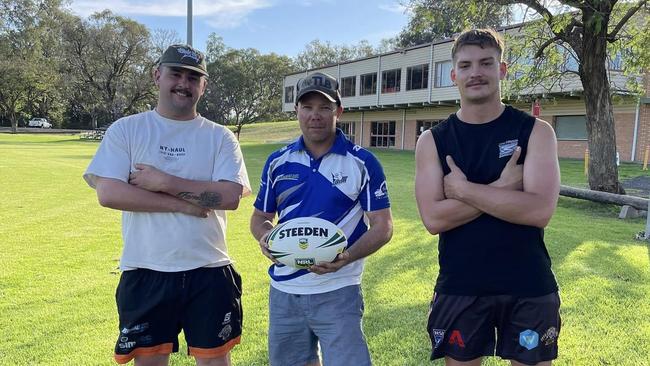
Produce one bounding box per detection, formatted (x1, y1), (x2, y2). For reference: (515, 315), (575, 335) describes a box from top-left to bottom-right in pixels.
(427, 292), (560, 365)
(114, 265), (243, 364)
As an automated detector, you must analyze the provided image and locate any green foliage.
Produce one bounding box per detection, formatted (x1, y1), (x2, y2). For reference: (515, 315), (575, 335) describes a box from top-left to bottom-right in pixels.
(60, 10), (155, 128)
(200, 48), (295, 136)
(1, 133), (650, 365)
(397, 0), (513, 48)
(293, 39), (378, 70)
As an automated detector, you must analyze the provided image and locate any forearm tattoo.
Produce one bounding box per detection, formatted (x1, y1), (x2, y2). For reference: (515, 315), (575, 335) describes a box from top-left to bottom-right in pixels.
(177, 191), (222, 208)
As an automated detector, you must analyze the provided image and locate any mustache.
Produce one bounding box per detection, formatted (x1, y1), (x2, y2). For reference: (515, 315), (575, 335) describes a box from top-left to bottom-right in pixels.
(172, 88), (193, 97)
(466, 79), (487, 87)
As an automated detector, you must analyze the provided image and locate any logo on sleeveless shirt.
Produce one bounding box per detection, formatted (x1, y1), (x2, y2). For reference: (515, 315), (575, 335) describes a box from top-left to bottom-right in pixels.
(498, 139), (518, 158)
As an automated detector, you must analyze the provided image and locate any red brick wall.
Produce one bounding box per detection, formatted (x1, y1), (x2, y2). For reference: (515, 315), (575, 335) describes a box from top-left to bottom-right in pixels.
(636, 104), (650, 163)
(554, 112), (636, 161)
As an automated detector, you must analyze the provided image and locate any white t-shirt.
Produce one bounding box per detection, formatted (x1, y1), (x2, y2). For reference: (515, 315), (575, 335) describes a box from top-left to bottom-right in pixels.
(84, 110), (251, 272)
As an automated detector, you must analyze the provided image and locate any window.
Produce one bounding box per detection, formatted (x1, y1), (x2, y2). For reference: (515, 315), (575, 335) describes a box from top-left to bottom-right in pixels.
(416, 120), (442, 144)
(284, 86), (294, 103)
(337, 121), (356, 142)
(360, 73), (377, 95)
(340, 76), (356, 97)
(407, 64), (429, 90)
(555, 115), (587, 140)
(381, 69), (401, 93)
(435, 61), (453, 88)
(370, 121), (396, 147)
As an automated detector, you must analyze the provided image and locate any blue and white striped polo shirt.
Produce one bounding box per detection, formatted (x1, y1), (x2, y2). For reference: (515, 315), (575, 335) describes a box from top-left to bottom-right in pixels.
(254, 129), (390, 294)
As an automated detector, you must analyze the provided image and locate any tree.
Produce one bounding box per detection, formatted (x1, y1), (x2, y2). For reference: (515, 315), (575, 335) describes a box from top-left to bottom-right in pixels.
(61, 10), (155, 129)
(496, 0), (649, 193)
(398, 0), (513, 48)
(0, 0), (68, 132)
(294, 39), (377, 70)
(401, 0), (649, 193)
(149, 28), (182, 58)
(201, 48), (294, 138)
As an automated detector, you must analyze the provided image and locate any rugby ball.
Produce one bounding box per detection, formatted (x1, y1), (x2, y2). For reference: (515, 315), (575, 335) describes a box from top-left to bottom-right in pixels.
(266, 217), (347, 269)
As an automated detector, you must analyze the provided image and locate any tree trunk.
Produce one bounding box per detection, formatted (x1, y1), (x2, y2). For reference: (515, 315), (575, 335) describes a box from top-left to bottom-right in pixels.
(10, 112), (17, 134)
(579, 10), (624, 193)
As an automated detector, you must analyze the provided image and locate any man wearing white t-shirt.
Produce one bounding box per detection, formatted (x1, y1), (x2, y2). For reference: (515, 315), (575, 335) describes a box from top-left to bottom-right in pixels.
(84, 44), (251, 366)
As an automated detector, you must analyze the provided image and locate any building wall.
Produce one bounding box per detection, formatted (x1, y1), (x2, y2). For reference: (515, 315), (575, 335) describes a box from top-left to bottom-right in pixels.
(336, 98), (644, 162)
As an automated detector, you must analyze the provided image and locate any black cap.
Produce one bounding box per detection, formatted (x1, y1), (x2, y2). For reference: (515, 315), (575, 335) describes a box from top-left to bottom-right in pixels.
(158, 44), (208, 77)
(295, 72), (341, 106)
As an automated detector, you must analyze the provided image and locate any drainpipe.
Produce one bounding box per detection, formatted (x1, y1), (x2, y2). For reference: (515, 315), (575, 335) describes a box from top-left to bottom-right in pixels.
(401, 109), (406, 150)
(429, 43), (434, 104)
(631, 98), (641, 161)
(376, 55), (382, 107)
(360, 111), (364, 147)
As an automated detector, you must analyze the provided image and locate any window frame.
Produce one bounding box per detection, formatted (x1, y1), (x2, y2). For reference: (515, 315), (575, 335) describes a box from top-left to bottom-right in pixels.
(555, 115), (588, 141)
(340, 76), (356, 98)
(370, 121), (396, 148)
(337, 121), (356, 143)
(406, 64), (429, 91)
(434, 60), (453, 88)
(284, 86), (294, 103)
(381, 68), (402, 94)
(360, 72), (377, 96)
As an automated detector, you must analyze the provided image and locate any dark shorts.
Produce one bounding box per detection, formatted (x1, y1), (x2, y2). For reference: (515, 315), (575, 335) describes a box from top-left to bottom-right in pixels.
(427, 292), (561, 365)
(113, 265), (243, 364)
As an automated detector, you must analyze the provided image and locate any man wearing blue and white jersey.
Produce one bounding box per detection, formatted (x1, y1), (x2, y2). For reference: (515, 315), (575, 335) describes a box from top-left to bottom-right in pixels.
(250, 72), (393, 366)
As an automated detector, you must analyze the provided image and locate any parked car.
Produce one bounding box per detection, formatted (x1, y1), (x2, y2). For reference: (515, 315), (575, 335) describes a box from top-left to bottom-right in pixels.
(28, 118), (52, 128)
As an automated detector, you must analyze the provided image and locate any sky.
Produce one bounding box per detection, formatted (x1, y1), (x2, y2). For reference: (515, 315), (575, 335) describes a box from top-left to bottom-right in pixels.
(67, 0), (411, 57)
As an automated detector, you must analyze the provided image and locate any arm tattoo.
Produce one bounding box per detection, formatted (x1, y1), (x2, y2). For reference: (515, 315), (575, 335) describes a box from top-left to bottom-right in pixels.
(198, 192), (221, 208)
(177, 191), (222, 208)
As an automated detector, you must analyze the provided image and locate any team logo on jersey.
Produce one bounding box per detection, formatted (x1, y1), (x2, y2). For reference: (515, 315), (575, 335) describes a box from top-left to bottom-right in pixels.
(374, 181), (388, 199)
(448, 330), (465, 348)
(299, 238), (309, 249)
(275, 174), (300, 183)
(541, 327), (558, 346)
(519, 329), (539, 350)
(498, 139), (518, 158)
(218, 324), (232, 341)
(431, 329), (445, 349)
(331, 172), (348, 185)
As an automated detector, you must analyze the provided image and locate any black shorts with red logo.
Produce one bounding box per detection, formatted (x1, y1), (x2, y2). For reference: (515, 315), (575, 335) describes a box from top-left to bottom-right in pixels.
(427, 292), (560, 365)
(114, 265), (243, 364)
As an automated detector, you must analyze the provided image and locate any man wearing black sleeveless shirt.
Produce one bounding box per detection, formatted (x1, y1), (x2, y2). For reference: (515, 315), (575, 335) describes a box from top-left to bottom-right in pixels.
(415, 29), (561, 366)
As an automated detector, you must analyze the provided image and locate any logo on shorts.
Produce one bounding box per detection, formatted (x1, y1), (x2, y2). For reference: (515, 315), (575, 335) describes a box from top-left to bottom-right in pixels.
(519, 329), (539, 350)
(299, 238), (309, 249)
(448, 330), (465, 348)
(498, 139), (518, 158)
(431, 329), (445, 349)
(223, 312), (231, 325)
(118, 341), (136, 350)
(121, 323), (149, 335)
(541, 326), (558, 346)
(218, 324), (232, 341)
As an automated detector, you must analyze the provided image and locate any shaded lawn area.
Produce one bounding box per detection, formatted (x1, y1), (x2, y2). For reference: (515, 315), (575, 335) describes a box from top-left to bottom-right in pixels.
(0, 133), (649, 365)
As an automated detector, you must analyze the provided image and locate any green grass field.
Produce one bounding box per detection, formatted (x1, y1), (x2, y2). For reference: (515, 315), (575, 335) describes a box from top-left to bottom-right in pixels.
(1, 126), (649, 365)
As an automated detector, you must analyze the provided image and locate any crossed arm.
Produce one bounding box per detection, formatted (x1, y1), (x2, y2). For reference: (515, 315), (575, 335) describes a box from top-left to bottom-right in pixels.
(249, 207), (393, 274)
(96, 163), (245, 216)
(414, 120), (560, 234)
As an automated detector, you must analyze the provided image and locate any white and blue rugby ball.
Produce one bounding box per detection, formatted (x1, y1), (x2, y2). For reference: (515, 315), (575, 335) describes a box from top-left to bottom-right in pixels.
(266, 217), (347, 269)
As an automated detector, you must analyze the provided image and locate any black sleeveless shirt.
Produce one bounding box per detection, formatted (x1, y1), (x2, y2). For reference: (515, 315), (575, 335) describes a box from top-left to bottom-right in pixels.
(431, 105), (558, 296)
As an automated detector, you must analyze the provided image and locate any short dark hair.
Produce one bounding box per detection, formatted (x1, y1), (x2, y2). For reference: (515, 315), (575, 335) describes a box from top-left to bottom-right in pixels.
(451, 28), (504, 62)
